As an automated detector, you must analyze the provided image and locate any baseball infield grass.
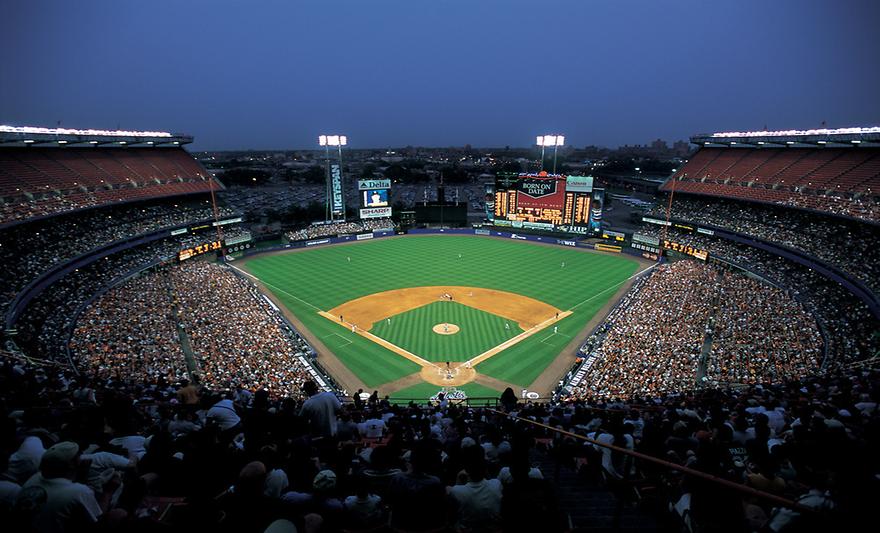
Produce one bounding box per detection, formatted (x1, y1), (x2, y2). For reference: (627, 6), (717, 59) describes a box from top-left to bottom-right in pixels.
(369, 301), (524, 363)
(241, 235), (639, 390)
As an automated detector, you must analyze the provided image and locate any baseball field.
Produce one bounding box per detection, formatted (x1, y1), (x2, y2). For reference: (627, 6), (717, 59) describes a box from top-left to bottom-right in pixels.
(238, 235), (641, 399)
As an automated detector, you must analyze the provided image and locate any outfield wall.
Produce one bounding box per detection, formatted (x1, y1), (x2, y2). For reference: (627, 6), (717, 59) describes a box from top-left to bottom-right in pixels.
(233, 227), (648, 261)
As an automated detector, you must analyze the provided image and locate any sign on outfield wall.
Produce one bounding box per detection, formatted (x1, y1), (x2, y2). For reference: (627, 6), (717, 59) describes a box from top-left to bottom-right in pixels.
(642, 216), (671, 226)
(356, 233), (374, 240)
(331, 164), (344, 215)
(633, 233), (660, 246)
(358, 179), (391, 190)
(359, 207), (392, 219)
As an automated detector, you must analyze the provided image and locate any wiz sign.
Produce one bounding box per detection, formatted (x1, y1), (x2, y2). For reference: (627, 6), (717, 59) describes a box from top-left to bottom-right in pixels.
(331, 164), (344, 215)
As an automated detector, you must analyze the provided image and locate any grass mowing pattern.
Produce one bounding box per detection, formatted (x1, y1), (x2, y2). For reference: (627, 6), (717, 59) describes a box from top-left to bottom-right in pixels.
(369, 301), (523, 363)
(242, 236), (639, 388)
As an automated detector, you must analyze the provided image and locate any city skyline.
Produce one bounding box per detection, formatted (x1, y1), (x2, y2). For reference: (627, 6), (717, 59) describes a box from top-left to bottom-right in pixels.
(2, 0), (878, 151)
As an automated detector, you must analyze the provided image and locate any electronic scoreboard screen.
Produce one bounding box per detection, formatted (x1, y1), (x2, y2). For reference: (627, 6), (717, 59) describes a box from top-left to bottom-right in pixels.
(494, 173), (596, 231)
(178, 240), (223, 261)
(361, 189), (389, 207)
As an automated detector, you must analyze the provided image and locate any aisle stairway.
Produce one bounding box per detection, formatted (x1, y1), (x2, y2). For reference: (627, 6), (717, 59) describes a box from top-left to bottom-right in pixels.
(531, 445), (668, 532)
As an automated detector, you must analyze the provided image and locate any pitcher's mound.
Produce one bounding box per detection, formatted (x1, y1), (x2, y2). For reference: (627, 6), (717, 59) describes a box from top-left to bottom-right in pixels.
(432, 323), (460, 335)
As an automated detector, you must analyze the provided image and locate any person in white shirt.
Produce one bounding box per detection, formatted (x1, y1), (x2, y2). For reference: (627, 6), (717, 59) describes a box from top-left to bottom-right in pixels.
(207, 396), (242, 432)
(359, 414), (387, 440)
(299, 381), (341, 438)
(23, 441), (106, 533)
(448, 448), (502, 532)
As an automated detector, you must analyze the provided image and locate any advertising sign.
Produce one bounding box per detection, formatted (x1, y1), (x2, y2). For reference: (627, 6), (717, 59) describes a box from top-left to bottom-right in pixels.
(331, 164), (344, 215)
(359, 207), (392, 219)
(589, 188), (605, 232)
(633, 233), (660, 246)
(484, 182), (495, 222)
(357, 179), (391, 190)
(515, 176), (566, 210)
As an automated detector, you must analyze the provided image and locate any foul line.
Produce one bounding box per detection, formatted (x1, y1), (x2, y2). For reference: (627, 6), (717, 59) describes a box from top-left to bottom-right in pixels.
(465, 311), (573, 367)
(568, 263), (657, 312)
(228, 263), (324, 314)
(318, 311), (439, 368)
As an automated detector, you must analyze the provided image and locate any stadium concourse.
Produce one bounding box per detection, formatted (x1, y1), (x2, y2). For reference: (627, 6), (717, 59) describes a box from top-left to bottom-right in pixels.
(0, 125), (878, 532)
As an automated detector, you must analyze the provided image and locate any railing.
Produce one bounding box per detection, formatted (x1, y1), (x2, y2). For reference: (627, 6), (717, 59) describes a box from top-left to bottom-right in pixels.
(486, 407), (820, 516)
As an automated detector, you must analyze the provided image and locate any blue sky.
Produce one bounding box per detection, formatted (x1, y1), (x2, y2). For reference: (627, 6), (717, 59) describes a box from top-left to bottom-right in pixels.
(1, 0), (878, 150)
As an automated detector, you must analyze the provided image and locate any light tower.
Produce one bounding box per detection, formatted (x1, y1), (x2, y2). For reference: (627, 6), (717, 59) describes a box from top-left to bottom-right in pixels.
(536, 134), (565, 174)
(319, 134), (347, 222)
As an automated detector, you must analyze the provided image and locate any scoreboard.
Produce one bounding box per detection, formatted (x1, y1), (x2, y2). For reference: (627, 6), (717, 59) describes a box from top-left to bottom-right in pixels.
(178, 240), (223, 261)
(662, 239), (709, 261)
(493, 173), (599, 232)
(358, 179), (392, 219)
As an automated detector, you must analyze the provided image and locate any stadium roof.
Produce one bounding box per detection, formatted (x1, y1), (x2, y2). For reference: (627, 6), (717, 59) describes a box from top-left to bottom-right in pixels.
(0, 125), (193, 147)
(691, 126), (880, 148)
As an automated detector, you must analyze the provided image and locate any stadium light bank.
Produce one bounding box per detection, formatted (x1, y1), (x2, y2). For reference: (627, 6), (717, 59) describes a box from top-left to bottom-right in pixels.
(319, 134), (348, 223)
(536, 134), (565, 174)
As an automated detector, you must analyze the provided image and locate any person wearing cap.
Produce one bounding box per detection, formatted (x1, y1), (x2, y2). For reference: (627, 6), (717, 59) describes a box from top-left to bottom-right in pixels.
(22, 441), (107, 533)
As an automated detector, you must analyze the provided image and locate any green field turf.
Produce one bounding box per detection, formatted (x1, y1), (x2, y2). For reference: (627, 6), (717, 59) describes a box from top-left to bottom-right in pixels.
(369, 301), (523, 362)
(240, 235), (639, 389)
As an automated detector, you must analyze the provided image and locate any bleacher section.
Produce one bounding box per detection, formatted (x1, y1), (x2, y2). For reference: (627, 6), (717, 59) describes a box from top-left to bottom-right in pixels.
(662, 147), (880, 222)
(0, 147), (221, 225)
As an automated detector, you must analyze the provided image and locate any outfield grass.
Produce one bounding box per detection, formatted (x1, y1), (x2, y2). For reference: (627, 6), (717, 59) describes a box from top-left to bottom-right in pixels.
(369, 301), (523, 363)
(241, 235), (638, 388)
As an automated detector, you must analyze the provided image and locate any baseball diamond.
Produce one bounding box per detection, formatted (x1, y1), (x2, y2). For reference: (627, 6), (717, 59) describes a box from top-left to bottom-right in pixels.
(239, 235), (642, 397)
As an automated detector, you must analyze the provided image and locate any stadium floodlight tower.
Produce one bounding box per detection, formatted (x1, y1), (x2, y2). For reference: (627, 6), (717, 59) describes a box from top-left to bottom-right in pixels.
(319, 134), (348, 223)
(536, 134), (565, 174)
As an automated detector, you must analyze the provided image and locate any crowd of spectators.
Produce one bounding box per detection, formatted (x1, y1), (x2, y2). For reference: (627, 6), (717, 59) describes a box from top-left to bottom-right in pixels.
(780, 194), (880, 224)
(558, 367), (879, 532)
(633, 225), (879, 368)
(569, 261), (717, 400)
(645, 197), (880, 294)
(69, 260), (324, 400)
(566, 260), (824, 401)
(69, 273), (188, 385)
(15, 230), (237, 362)
(0, 200), (238, 317)
(170, 261), (319, 398)
(708, 272), (822, 384)
(285, 218), (396, 242)
(1, 349), (877, 532)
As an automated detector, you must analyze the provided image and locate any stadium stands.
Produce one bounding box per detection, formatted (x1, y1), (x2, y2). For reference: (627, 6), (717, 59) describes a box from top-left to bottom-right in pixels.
(662, 136), (880, 222)
(0, 145), (222, 225)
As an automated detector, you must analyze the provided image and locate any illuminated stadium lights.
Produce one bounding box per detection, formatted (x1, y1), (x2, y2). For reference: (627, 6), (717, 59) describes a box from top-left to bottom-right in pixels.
(0, 125), (174, 137)
(536, 134), (565, 173)
(536, 135), (564, 147)
(318, 135), (347, 146)
(710, 126), (880, 138)
(319, 133), (348, 222)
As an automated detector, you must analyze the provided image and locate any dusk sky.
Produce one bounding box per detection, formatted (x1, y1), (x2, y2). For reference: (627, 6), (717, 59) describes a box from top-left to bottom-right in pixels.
(2, 0), (878, 151)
